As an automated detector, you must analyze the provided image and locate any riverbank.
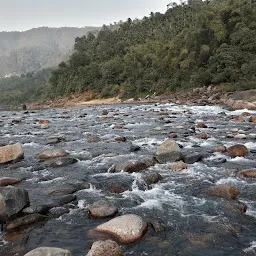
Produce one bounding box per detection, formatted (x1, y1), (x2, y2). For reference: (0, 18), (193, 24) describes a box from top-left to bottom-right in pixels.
(1, 87), (256, 111)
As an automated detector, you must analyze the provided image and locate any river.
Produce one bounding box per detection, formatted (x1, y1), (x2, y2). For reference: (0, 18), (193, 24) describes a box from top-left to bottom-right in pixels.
(0, 103), (255, 256)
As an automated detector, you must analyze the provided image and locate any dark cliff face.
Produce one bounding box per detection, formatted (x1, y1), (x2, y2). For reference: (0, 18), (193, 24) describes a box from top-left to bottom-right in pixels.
(0, 27), (99, 77)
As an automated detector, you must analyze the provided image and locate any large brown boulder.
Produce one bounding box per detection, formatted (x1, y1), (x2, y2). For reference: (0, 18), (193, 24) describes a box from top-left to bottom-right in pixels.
(240, 169), (256, 178)
(227, 145), (249, 157)
(24, 247), (72, 256)
(0, 177), (22, 187)
(88, 200), (118, 218)
(108, 160), (151, 173)
(206, 185), (240, 200)
(86, 240), (123, 256)
(0, 186), (29, 221)
(155, 140), (183, 164)
(37, 149), (69, 160)
(249, 116), (256, 123)
(0, 143), (24, 164)
(95, 214), (147, 243)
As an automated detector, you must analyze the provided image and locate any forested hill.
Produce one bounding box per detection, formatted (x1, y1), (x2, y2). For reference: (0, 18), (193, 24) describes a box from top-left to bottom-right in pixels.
(49, 0), (256, 99)
(0, 27), (99, 77)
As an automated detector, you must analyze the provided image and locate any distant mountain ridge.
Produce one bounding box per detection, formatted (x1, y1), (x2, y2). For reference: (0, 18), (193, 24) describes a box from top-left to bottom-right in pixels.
(0, 27), (99, 77)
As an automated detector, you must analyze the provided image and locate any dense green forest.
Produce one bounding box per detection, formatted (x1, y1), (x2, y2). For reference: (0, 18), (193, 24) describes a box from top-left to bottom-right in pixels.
(0, 69), (52, 105)
(0, 0), (256, 105)
(49, 0), (256, 99)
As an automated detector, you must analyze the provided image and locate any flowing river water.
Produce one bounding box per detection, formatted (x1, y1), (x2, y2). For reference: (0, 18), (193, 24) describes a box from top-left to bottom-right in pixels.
(0, 103), (256, 256)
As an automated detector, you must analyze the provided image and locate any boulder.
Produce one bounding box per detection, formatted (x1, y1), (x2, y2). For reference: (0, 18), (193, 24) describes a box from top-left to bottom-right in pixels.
(102, 110), (109, 115)
(23, 205), (49, 215)
(155, 140), (183, 164)
(40, 123), (50, 129)
(6, 214), (47, 230)
(108, 160), (150, 173)
(130, 144), (141, 152)
(87, 240), (123, 256)
(169, 161), (188, 171)
(44, 187), (77, 197)
(115, 137), (127, 142)
(95, 214), (147, 243)
(206, 185), (240, 200)
(24, 247), (72, 256)
(87, 137), (101, 143)
(45, 157), (78, 167)
(0, 143), (24, 164)
(38, 120), (50, 124)
(46, 136), (65, 145)
(88, 200), (118, 218)
(240, 169), (256, 178)
(0, 177), (22, 187)
(149, 220), (165, 232)
(199, 133), (209, 139)
(249, 116), (256, 123)
(37, 150), (69, 160)
(108, 184), (127, 194)
(234, 134), (247, 139)
(196, 123), (207, 128)
(212, 145), (227, 153)
(227, 145), (249, 157)
(0, 186), (29, 221)
(143, 173), (163, 185)
(232, 116), (246, 122)
(183, 153), (202, 164)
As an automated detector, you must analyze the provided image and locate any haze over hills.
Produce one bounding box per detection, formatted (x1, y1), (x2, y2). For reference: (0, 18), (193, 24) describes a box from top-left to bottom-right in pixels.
(0, 26), (99, 77)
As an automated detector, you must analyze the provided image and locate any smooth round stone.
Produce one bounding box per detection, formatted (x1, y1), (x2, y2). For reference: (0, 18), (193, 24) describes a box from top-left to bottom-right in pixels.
(227, 144), (249, 157)
(24, 247), (72, 256)
(86, 240), (123, 256)
(95, 214), (147, 243)
(88, 200), (117, 218)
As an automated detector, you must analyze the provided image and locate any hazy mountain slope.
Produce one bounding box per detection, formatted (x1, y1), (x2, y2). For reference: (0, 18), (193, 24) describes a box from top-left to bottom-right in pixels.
(0, 27), (99, 77)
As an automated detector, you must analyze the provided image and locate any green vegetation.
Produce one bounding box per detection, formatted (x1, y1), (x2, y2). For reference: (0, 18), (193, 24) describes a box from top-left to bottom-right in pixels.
(1, 0), (256, 106)
(49, 0), (256, 99)
(0, 69), (52, 105)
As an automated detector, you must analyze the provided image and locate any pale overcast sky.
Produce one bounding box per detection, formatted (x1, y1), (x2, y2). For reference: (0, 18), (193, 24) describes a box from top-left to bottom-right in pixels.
(0, 0), (173, 32)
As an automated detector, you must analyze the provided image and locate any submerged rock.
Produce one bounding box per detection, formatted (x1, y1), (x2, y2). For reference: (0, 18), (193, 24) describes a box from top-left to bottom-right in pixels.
(240, 169), (256, 178)
(87, 240), (123, 256)
(45, 157), (78, 167)
(6, 214), (47, 230)
(206, 185), (240, 200)
(108, 160), (151, 173)
(95, 214), (147, 243)
(227, 144), (249, 157)
(183, 153), (203, 164)
(0, 143), (24, 164)
(22, 205), (49, 215)
(196, 123), (207, 128)
(37, 149), (69, 160)
(169, 161), (188, 171)
(249, 116), (256, 123)
(0, 186), (29, 221)
(143, 172), (163, 185)
(155, 140), (183, 163)
(88, 200), (118, 218)
(24, 247), (72, 256)
(212, 145), (227, 153)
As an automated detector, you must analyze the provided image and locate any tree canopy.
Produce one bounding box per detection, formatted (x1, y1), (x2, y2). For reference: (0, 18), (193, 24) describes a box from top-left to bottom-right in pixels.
(1, 0), (256, 106)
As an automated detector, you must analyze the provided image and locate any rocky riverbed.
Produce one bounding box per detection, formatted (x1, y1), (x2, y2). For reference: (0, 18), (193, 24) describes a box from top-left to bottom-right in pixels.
(0, 102), (256, 256)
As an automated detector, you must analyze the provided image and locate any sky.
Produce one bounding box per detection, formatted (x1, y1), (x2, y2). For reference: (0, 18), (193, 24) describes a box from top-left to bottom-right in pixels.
(0, 0), (174, 32)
